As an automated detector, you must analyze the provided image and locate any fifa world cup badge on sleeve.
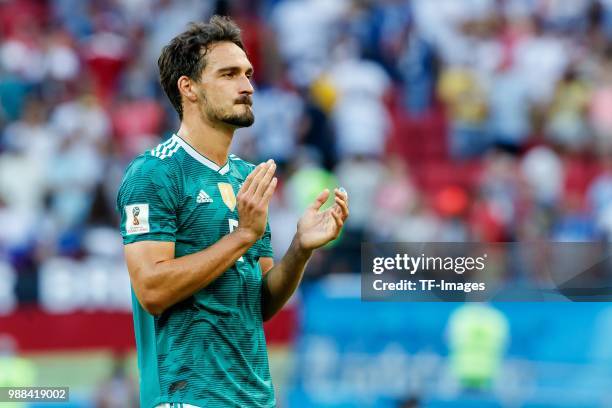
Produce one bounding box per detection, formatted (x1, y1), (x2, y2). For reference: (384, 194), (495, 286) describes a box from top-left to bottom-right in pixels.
(125, 203), (150, 234)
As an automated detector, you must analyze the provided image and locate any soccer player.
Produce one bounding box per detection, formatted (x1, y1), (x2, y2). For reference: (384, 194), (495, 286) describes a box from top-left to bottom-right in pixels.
(116, 16), (349, 408)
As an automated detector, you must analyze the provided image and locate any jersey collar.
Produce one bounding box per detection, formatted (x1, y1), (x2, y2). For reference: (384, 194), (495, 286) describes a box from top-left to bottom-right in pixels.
(173, 134), (230, 175)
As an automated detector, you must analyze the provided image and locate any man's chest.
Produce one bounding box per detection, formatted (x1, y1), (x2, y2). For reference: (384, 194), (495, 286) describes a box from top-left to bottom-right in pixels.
(173, 172), (262, 277)
(177, 175), (243, 239)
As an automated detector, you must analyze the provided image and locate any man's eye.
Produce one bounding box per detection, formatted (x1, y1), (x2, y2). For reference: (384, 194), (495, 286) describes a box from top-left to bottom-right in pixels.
(223, 72), (234, 78)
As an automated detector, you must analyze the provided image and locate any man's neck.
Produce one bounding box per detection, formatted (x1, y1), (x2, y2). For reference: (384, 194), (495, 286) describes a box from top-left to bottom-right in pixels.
(176, 116), (234, 167)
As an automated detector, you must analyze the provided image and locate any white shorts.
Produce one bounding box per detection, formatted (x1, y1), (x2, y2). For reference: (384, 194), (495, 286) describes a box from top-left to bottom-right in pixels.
(155, 404), (201, 408)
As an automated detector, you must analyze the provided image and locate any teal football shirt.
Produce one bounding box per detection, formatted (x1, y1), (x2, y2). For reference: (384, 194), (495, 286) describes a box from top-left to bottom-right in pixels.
(117, 134), (275, 408)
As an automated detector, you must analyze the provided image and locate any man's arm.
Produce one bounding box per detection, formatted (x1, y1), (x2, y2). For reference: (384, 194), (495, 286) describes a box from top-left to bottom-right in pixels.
(124, 160), (277, 315)
(125, 228), (258, 315)
(261, 188), (349, 321)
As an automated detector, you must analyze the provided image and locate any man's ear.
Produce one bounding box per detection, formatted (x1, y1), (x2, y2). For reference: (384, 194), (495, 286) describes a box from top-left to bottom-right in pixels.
(177, 76), (198, 102)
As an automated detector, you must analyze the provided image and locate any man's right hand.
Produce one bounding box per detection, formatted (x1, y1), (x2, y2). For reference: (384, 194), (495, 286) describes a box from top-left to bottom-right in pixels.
(234, 159), (277, 243)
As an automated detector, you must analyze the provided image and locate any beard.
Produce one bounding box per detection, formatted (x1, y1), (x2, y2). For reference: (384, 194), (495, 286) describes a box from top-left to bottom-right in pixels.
(219, 104), (254, 127)
(201, 91), (255, 128)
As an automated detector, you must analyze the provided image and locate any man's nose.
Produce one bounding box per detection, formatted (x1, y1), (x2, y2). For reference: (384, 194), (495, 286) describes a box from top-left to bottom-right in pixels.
(240, 75), (254, 95)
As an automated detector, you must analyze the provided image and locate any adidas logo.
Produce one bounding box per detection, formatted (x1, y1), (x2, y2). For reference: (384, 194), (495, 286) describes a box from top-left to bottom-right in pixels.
(196, 190), (213, 204)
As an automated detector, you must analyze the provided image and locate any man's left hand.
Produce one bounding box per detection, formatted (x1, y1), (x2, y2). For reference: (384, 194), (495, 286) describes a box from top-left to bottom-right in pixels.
(295, 188), (349, 251)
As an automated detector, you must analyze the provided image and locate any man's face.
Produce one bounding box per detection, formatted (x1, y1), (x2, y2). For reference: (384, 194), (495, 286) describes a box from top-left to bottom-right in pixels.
(195, 41), (255, 128)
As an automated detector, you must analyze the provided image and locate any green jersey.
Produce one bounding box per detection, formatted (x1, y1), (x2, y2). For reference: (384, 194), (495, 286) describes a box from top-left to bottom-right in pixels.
(117, 134), (275, 408)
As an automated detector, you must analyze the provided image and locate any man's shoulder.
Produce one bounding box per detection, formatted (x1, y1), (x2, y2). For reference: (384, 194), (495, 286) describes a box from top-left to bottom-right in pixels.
(124, 138), (183, 178)
(119, 144), (185, 200)
(149, 136), (183, 161)
(117, 144), (183, 210)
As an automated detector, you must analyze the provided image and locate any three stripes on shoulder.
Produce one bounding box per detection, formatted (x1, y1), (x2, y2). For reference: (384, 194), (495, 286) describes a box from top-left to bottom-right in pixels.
(150, 140), (250, 165)
(151, 138), (180, 159)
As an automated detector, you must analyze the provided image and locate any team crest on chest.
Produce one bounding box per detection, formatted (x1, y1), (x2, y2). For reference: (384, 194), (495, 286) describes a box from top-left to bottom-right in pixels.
(217, 182), (236, 211)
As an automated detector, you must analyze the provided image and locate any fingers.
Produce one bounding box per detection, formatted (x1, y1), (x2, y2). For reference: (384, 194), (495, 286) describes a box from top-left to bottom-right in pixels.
(243, 160), (273, 197)
(254, 160), (276, 198)
(240, 162), (265, 193)
(333, 188), (349, 219)
(261, 177), (278, 204)
(309, 189), (330, 211)
(333, 198), (347, 220)
(331, 207), (344, 235)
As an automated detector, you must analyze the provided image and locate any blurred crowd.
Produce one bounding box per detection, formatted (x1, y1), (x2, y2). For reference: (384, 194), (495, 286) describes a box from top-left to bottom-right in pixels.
(1, 0), (612, 288)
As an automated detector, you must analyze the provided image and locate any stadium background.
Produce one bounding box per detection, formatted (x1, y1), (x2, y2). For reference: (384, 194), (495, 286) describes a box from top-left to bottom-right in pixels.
(1, 0), (612, 406)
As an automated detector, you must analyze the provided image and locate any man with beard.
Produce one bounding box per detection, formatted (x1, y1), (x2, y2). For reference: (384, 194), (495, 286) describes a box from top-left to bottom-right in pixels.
(116, 15), (349, 408)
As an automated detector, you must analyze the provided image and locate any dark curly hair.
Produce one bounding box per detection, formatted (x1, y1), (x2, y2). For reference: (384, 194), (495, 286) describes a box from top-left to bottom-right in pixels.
(158, 15), (245, 119)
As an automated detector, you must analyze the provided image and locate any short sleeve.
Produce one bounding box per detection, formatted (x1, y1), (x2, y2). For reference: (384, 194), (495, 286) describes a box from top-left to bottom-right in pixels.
(117, 157), (178, 244)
